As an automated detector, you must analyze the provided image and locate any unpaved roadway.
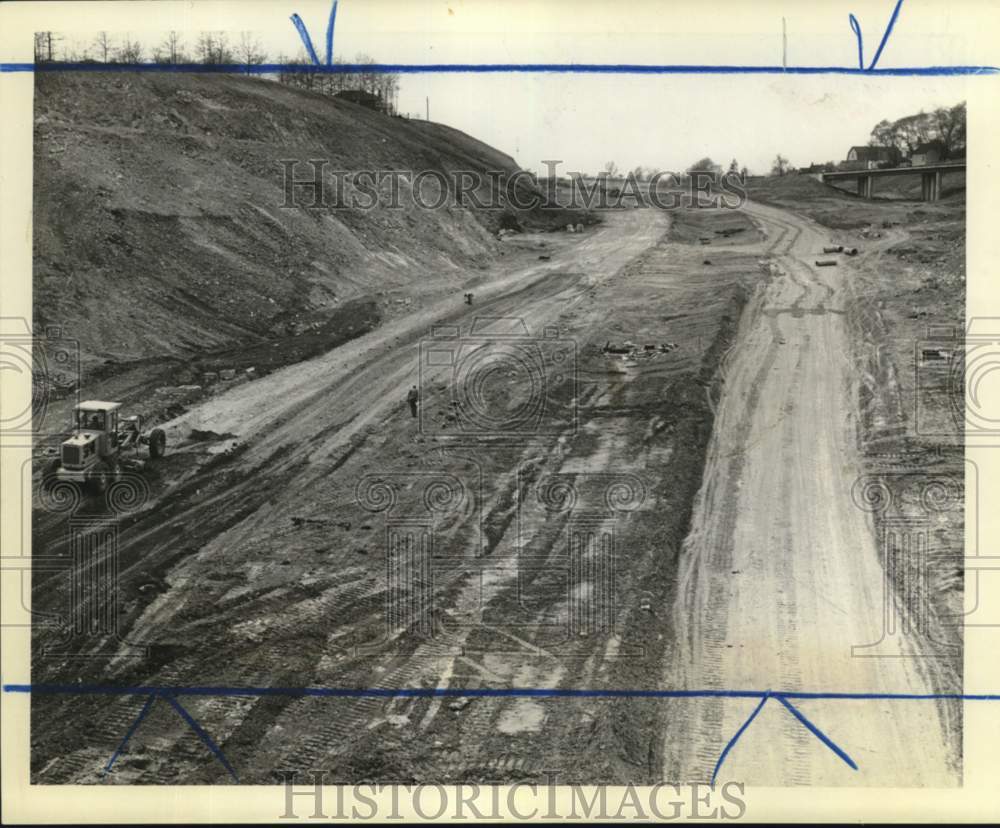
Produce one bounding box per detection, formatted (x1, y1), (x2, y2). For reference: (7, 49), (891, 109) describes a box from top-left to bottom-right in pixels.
(666, 201), (955, 786)
(30, 201), (957, 786)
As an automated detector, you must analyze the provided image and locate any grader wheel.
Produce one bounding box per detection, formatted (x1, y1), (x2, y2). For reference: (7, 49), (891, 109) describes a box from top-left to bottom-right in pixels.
(148, 428), (166, 460)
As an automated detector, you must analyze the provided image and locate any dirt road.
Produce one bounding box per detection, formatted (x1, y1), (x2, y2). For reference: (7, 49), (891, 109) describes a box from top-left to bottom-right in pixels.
(30, 200), (959, 786)
(666, 201), (956, 786)
(32, 208), (678, 783)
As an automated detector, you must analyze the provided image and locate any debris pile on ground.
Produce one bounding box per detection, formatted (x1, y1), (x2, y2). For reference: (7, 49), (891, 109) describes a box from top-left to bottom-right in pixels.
(152, 384), (202, 405)
(602, 340), (677, 361)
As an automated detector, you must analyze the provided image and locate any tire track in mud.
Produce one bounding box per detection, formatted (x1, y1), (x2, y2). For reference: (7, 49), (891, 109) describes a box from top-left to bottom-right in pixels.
(31, 210), (673, 784)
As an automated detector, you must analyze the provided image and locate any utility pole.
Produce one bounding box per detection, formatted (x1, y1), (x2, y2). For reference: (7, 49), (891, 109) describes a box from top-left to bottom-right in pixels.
(425, 96), (429, 121)
(782, 17), (787, 69)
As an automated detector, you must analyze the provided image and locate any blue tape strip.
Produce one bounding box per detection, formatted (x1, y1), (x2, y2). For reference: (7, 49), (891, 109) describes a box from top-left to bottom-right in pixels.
(7, 683), (1000, 700)
(867, 0), (907, 71)
(711, 691), (771, 784)
(102, 693), (157, 777)
(161, 694), (240, 782)
(775, 695), (859, 772)
(12, 683), (988, 782)
(2, 62), (997, 75)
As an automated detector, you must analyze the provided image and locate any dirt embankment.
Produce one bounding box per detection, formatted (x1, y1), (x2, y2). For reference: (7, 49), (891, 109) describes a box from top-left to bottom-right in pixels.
(751, 174), (965, 713)
(33, 72), (589, 383)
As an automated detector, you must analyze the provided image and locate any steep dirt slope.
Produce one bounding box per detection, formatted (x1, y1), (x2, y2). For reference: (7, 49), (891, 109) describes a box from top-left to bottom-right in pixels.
(32, 72), (560, 372)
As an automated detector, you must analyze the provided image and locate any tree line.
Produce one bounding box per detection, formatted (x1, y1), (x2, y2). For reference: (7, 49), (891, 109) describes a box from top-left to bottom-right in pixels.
(34, 31), (268, 68)
(32, 31), (401, 114)
(869, 102), (966, 162)
(276, 56), (400, 114)
(599, 158), (750, 180)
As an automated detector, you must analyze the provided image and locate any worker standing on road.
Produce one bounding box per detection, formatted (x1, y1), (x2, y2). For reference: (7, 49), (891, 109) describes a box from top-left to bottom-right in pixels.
(407, 385), (419, 418)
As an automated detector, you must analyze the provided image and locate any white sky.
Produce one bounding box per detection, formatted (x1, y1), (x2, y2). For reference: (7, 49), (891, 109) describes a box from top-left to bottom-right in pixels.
(31, 0), (988, 174)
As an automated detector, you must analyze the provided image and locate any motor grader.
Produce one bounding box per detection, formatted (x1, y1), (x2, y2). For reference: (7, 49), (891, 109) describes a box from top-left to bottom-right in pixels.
(44, 401), (166, 495)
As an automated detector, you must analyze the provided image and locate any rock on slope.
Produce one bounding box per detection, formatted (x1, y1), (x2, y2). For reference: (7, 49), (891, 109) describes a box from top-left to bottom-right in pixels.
(32, 72), (540, 369)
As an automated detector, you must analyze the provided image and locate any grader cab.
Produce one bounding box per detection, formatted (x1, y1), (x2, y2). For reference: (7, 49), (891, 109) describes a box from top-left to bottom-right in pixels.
(46, 401), (166, 494)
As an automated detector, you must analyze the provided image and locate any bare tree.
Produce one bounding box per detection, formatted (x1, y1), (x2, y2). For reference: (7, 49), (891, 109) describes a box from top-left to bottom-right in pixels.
(355, 53), (378, 95)
(35, 32), (61, 62)
(116, 35), (144, 65)
(602, 161), (619, 179)
(329, 57), (349, 94)
(770, 154), (790, 176)
(157, 31), (186, 64)
(277, 48), (398, 112)
(237, 32), (267, 73)
(196, 32), (234, 65)
(376, 71), (399, 113)
(93, 31), (113, 64)
(34, 33), (48, 62)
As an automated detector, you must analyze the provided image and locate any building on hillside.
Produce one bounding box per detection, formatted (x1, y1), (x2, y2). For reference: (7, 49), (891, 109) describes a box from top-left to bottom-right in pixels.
(842, 145), (894, 170)
(335, 89), (385, 112)
(911, 140), (944, 166)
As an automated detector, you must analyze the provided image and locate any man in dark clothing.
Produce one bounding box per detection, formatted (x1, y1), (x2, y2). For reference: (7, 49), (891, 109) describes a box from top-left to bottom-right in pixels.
(407, 385), (419, 418)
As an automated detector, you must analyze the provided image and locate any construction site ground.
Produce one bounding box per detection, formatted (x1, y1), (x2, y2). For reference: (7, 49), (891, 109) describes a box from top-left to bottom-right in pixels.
(31, 186), (964, 786)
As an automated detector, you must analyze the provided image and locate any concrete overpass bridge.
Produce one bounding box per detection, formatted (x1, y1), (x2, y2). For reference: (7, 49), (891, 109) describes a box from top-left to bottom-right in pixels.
(820, 162), (965, 201)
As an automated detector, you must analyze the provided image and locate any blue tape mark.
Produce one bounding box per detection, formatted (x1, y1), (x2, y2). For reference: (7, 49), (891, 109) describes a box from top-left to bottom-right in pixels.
(711, 691), (771, 784)
(290, 0), (338, 67)
(161, 694), (240, 782)
(867, 0), (907, 71)
(289, 13), (322, 66)
(102, 693), (157, 777)
(4, 0), (994, 76)
(326, 0), (339, 67)
(7, 683), (1000, 701)
(1, 62), (997, 76)
(775, 695), (859, 772)
(10, 683), (994, 782)
(849, 14), (864, 70)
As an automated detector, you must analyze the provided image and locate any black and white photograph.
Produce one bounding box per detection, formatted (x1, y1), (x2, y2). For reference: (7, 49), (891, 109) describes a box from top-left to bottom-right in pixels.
(2, 0), (998, 822)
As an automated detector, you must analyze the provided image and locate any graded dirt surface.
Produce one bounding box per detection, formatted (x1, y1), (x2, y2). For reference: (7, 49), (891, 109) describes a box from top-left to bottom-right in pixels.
(30, 183), (962, 786)
(664, 201), (957, 787)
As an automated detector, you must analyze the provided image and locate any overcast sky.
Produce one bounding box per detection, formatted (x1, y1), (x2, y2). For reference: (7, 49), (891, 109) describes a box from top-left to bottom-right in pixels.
(40, 0), (981, 173)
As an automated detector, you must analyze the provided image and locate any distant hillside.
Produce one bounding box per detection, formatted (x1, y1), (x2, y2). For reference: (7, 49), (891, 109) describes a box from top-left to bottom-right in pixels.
(33, 72), (566, 370)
